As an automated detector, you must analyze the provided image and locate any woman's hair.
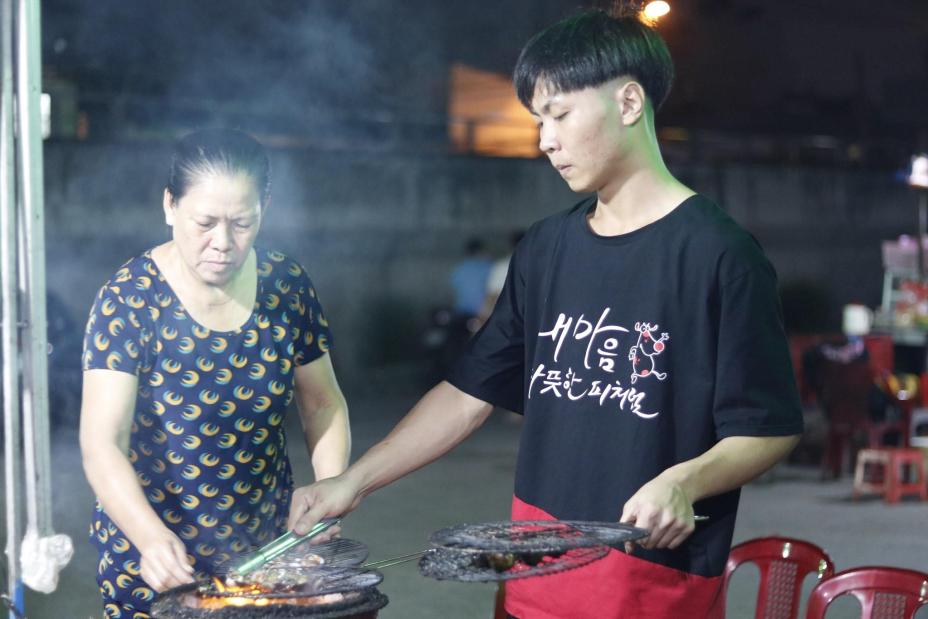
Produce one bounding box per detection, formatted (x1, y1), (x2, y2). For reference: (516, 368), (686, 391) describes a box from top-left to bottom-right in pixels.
(166, 128), (271, 207)
(513, 10), (674, 111)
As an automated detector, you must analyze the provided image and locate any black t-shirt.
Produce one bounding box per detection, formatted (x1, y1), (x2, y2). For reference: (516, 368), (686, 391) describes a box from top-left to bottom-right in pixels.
(448, 194), (803, 577)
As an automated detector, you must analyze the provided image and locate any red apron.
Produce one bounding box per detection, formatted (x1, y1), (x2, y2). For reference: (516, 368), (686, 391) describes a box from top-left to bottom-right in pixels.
(506, 496), (725, 619)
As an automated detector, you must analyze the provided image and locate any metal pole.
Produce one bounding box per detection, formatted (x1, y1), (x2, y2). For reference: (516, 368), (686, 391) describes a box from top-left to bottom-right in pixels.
(16, 0), (51, 541)
(919, 192), (927, 282)
(0, 0), (23, 613)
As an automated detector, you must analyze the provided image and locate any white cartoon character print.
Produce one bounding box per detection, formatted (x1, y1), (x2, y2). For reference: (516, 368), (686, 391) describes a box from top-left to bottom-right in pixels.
(628, 322), (669, 384)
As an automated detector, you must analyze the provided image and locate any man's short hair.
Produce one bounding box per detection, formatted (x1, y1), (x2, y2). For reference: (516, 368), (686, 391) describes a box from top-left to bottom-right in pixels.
(513, 10), (674, 111)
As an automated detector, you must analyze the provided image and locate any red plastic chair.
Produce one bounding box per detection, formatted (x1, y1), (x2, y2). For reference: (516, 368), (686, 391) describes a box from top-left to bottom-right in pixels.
(805, 566), (928, 618)
(818, 357), (873, 478)
(818, 360), (912, 478)
(789, 334), (828, 404)
(724, 536), (835, 619)
(862, 335), (894, 379)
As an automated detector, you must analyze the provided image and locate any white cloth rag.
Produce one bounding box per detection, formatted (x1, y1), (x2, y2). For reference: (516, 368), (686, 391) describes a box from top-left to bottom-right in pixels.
(20, 528), (74, 593)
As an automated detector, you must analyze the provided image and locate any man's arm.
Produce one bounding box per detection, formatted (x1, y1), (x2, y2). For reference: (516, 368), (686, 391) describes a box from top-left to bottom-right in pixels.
(621, 434), (800, 550)
(287, 380), (494, 534)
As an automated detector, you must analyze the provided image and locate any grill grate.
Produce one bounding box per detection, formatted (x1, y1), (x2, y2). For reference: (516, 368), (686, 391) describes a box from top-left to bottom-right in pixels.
(267, 538), (370, 569)
(199, 567), (383, 600)
(151, 583), (388, 619)
(429, 520), (649, 553)
(418, 545), (610, 582)
(215, 538), (370, 578)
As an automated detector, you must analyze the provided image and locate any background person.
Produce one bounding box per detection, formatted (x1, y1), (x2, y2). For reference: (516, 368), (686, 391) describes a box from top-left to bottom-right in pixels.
(79, 128), (350, 618)
(449, 237), (493, 323)
(478, 230), (525, 327)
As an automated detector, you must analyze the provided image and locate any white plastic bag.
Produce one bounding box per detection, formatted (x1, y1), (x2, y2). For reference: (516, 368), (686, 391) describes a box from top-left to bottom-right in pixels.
(20, 527), (73, 594)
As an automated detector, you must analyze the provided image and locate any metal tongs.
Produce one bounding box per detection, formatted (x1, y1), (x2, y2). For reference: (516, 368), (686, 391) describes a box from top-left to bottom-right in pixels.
(227, 517), (341, 580)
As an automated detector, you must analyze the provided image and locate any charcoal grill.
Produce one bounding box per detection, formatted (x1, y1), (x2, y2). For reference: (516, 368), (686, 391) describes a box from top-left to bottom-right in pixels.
(151, 565), (388, 619)
(151, 584), (387, 619)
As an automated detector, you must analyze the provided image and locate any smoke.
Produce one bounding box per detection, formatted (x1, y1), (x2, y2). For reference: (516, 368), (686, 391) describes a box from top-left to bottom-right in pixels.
(161, 2), (377, 117)
(43, 1), (388, 137)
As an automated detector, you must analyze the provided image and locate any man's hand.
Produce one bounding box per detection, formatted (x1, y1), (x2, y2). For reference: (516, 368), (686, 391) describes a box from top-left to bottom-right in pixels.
(620, 475), (695, 552)
(286, 382), (493, 537)
(138, 528), (195, 592)
(288, 474), (364, 536)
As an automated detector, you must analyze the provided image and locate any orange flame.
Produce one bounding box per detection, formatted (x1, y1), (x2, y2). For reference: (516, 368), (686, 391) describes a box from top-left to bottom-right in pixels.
(202, 576), (271, 608)
(192, 576), (349, 609)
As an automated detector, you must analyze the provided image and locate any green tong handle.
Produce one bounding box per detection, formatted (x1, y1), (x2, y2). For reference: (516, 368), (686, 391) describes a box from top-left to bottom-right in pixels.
(229, 517), (341, 578)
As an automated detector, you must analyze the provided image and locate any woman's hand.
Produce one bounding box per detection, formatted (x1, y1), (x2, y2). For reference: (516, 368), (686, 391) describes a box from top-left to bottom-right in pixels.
(81, 370), (197, 589)
(138, 527), (195, 592)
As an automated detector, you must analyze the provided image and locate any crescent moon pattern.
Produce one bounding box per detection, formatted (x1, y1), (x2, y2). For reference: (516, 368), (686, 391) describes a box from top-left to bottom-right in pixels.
(192, 324), (210, 339)
(260, 347), (279, 363)
(218, 401), (236, 417)
(275, 278), (292, 294)
(181, 404), (202, 421)
(235, 417), (256, 433)
(85, 251), (333, 614)
(198, 451), (220, 466)
(199, 424), (220, 438)
(107, 317), (125, 337)
(178, 337), (196, 354)
(248, 363), (266, 380)
(123, 339), (139, 359)
(214, 368), (233, 384)
(251, 397), (272, 414)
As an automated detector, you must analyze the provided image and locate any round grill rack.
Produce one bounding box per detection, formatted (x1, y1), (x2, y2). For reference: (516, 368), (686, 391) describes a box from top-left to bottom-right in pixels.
(419, 519), (649, 583)
(265, 538), (370, 569)
(429, 520), (649, 553)
(418, 544), (610, 582)
(213, 538), (371, 579)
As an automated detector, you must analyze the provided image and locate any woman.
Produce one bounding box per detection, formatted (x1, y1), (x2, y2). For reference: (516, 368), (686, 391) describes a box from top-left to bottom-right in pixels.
(79, 128), (351, 618)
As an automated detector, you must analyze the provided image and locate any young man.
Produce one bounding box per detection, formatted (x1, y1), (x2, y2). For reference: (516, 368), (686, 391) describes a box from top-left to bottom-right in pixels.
(287, 10), (803, 619)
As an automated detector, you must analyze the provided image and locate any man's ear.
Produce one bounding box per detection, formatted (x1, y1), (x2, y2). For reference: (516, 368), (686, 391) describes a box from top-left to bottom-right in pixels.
(616, 81), (646, 126)
(162, 189), (176, 226)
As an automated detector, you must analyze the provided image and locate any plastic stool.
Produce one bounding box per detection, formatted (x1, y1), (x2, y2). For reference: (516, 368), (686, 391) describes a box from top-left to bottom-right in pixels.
(853, 448), (927, 503)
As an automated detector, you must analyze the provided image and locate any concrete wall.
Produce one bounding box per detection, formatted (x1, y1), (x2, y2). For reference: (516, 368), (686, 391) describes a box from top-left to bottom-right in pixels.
(43, 141), (913, 385)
